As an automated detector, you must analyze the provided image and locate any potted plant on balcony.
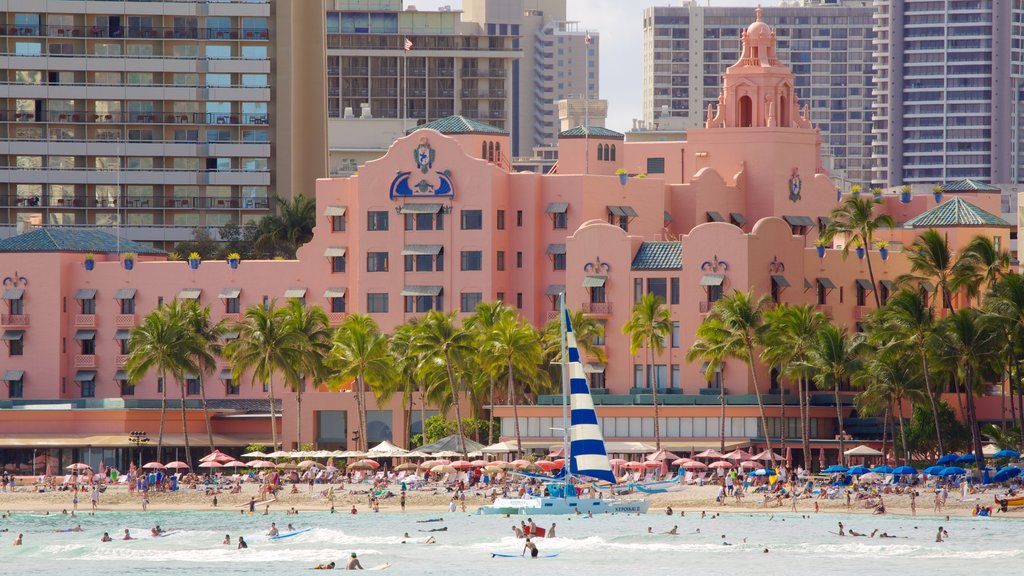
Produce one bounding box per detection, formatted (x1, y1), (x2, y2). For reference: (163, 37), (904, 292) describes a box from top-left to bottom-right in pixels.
(615, 168), (628, 186)
(851, 237), (865, 260)
(899, 185), (912, 204)
(872, 187), (883, 202)
(187, 251), (202, 270)
(876, 240), (889, 261)
(814, 237), (828, 259)
(84, 253), (95, 271)
(122, 252), (136, 271)
(850, 184), (862, 199)
(227, 252), (241, 269)
(932, 185), (943, 203)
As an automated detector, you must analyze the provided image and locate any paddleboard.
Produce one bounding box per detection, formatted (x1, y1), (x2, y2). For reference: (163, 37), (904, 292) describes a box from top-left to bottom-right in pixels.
(269, 528), (312, 540)
(490, 553), (559, 558)
(367, 563), (391, 571)
(242, 498), (277, 510)
(416, 518), (444, 523)
(158, 531), (179, 538)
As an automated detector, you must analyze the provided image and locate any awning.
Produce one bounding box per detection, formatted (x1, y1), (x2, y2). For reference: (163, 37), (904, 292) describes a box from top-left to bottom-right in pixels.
(283, 288), (307, 299)
(74, 370), (96, 382)
(74, 288), (97, 300)
(783, 215), (816, 228)
(770, 274), (791, 288)
(880, 279), (896, 291)
(2, 370), (23, 381)
(397, 203), (442, 214)
(1, 288), (24, 300)
(818, 216), (832, 228)
(114, 288), (137, 300)
(804, 278), (813, 291)
(324, 205), (347, 216)
(608, 205), (638, 218)
(730, 212), (748, 225)
(700, 274), (725, 286)
(113, 370), (127, 381)
(218, 287), (241, 299)
(584, 364), (605, 374)
(582, 275), (607, 288)
(545, 243), (566, 255)
(2, 330), (24, 341)
(546, 202), (569, 214)
(323, 287), (347, 298)
(401, 244), (442, 256)
(178, 288), (201, 300)
(856, 279), (875, 292)
(706, 211), (725, 222)
(219, 368), (233, 380)
(222, 331), (239, 340)
(816, 277), (837, 290)
(920, 280), (936, 293)
(401, 285), (443, 297)
(324, 246), (347, 257)
(113, 330), (131, 340)
(545, 284), (566, 297)
(74, 329), (96, 341)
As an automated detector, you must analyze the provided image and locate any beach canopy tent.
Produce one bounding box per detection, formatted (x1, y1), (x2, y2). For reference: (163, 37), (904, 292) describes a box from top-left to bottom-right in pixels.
(843, 445), (883, 457)
(366, 440), (410, 458)
(983, 444), (1001, 457)
(416, 435), (485, 456)
(481, 441), (519, 454)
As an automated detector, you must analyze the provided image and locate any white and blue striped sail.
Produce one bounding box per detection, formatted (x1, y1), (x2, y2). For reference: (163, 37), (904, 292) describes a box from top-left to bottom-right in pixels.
(564, 309), (617, 484)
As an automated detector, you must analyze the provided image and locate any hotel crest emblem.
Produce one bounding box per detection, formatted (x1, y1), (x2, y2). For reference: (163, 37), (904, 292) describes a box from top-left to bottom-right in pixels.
(390, 137), (456, 199)
(583, 257), (611, 274)
(788, 168), (802, 203)
(2, 272), (28, 288)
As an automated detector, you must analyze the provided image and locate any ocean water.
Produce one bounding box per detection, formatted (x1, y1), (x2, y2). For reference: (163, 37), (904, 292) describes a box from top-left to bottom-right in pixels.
(1, 508), (1019, 575)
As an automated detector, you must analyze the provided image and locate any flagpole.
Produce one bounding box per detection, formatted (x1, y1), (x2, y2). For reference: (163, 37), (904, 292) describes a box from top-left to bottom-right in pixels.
(559, 292), (570, 497)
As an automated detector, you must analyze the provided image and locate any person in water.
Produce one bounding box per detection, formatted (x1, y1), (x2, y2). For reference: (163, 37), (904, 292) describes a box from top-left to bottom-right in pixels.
(547, 523), (556, 538)
(267, 522), (279, 537)
(666, 526), (678, 535)
(313, 561), (336, 570)
(123, 529), (135, 541)
(223, 534), (231, 545)
(100, 532), (112, 542)
(346, 552), (363, 570)
(523, 537), (539, 558)
(237, 536), (248, 549)
(13, 533), (22, 546)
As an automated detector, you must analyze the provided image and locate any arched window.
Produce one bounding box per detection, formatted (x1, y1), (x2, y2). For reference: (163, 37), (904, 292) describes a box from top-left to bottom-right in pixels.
(482, 142), (487, 159)
(738, 95), (753, 128)
(610, 144), (616, 161)
(495, 142), (501, 162)
(779, 95), (789, 127)
(597, 144), (604, 161)
(488, 141), (495, 162)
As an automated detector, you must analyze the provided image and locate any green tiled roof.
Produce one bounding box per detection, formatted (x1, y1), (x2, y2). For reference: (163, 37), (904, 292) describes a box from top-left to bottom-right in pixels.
(631, 242), (682, 270)
(940, 179), (1001, 192)
(558, 125), (625, 139)
(903, 197), (1010, 228)
(0, 228), (165, 254)
(406, 115), (507, 135)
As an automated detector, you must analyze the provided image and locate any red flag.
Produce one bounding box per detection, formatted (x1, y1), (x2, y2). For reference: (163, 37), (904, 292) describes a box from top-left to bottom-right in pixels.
(585, 33), (592, 45)
(404, 38), (413, 52)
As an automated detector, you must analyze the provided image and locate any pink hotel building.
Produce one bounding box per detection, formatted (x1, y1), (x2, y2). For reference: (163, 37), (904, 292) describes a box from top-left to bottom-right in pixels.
(0, 14), (1013, 469)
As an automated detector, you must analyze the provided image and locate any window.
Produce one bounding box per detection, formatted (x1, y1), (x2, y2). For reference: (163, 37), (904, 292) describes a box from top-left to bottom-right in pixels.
(553, 212), (568, 229)
(707, 284), (723, 303)
(590, 285), (606, 304)
(671, 321), (680, 348)
(332, 216), (346, 232)
(516, 292), (523, 309)
(496, 251), (505, 271)
(516, 210), (523, 227)
(405, 295), (440, 313)
(367, 252), (389, 272)
(367, 211), (389, 231)
(879, 282), (891, 306)
(856, 281), (868, 307)
(647, 278), (667, 301)
(186, 377), (201, 395)
(633, 365), (644, 389)
(120, 297), (135, 315)
(460, 251), (482, 271)
(332, 256), (346, 273)
(119, 339), (130, 355)
(496, 210), (505, 230)
(670, 278), (680, 305)
(7, 377), (23, 397)
(225, 298), (240, 314)
(672, 365), (680, 389)
(552, 253), (566, 271)
(226, 379), (240, 395)
(460, 292), (483, 311)
(9, 338), (23, 356)
(80, 297), (96, 315)
(634, 279), (643, 304)
(405, 212), (438, 231)
(80, 380), (95, 398)
(516, 252), (523, 268)
(80, 336), (95, 355)
(367, 293), (389, 313)
(405, 252), (442, 272)
(461, 209), (483, 230)
(119, 379), (134, 396)
(646, 157), (666, 174)
(817, 282), (828, 305)
(157, 377), (163, 393)
(497, 292), (505, 303)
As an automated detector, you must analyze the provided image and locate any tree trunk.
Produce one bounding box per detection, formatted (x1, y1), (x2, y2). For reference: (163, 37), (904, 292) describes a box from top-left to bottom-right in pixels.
(418, 380), (427, 448)
(487, 375), (496, 449)
(157, 370), (167, 463)
(834, 381), (846, 467)
(779, 373), (787, 457)
(864, 249), (882, 308)
(405, 386), (413, 449)
(296, 386), (303, 449)
(746, 342), (774, 468)
(268, 378), (278, 451)
(898, 395), (910, 465)
(650, 344), (661, 450)
(800, 376), (811, 471)
(963, 367), (985, 467)
(719, 386), (726, 453)
(879, 402), (889, 466)
(444, 351), (469, 457)
(179, 380), (192, 469)
(199, 376), (215, 454)
(920, 349), (945, 455)
(509, 361), (522, 460)
(356, 373), (368, 451)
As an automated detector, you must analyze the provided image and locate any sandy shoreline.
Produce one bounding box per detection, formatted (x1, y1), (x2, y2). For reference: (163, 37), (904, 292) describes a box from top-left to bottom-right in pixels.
(0, 483), (1018, 519)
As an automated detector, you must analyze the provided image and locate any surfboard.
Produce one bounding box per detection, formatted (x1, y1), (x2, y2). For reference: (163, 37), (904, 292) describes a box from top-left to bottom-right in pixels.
(269, 528), (312, 540)
(242, 498), (277, 510)
(367, 563), (391, 571)
(490, 553), (559, 558)
(158, 531), (178, 537)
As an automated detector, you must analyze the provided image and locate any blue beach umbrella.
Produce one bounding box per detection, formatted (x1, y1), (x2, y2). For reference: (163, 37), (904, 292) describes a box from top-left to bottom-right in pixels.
(935, 454), (960, 465)
(992, 467), (1021, 483)
(892, 466), (917, 475)
(822, 465), (848, 473)
(871, 465), (894, 474)
(956, 454), (977, 465)
(923, 465), (946, 475)
(993, 450), (1020, 459)
(846, 465), (871, 475)
(940, 466), (967, 476)
(750, 468), (774, 476)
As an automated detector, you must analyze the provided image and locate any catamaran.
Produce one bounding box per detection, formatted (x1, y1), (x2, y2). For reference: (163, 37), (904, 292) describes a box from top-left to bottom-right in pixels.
(477, 298), (650, 515)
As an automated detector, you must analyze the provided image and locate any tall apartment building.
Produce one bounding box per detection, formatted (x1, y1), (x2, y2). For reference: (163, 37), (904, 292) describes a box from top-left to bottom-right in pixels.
(642, 1), (876, 187)
(462, 0), (600, 157)
(871, 0), (1024, 210)
(0, 0), (326, 248)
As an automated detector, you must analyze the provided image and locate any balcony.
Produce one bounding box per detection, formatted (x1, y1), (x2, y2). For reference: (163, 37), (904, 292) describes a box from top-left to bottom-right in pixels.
(74, 314), (96, 328)
(327, 312), (347, 326)
(73, 354), (96, 369)
(853, 306), (870, 320)
(114, 314), (137, 328)
(699, 301), (713, 313)
(582, 302), (612, 315)
(0, 314), (29, 326)
(816, 304), (833, 317)
(115, 355), (130, 366)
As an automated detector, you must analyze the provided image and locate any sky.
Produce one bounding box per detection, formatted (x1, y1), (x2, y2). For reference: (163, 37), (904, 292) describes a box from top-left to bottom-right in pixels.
(406, 0), (761, 132)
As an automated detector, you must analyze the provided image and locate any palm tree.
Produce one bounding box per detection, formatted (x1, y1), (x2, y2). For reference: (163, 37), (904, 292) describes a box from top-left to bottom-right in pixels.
(181, 301), (225, 454)
(282, 299), (331, 447)
(389, 321), (425, 448)
(411, 311), (476, 456)
(487, 315), (542, 458)
(855, 346), (927, 465)
(687, 318), (731, 452)
(622, 293), (673, 449)
(224, 302), (305, 451)
(986, 273), (1024, 437)
(465, 301), (516, 442)
(898, 228), (965, 312)
(328, 314), (396, 450)
(824, 196), (896, 308)
(541, 309), (606, 385)
(804, 325), (864, 467)
(761, 304), (828, 470)
(255, 194), (316, 258)
(701, 290), (776, 466)
(878, 289), (945, 454)
(956, 235), (1010, 306)
(124, 302), (196, 464)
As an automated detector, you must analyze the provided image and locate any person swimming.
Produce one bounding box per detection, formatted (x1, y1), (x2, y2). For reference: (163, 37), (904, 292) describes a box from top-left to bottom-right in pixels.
(123, 529), (135, 541)
(267, 522), (279, 537)
(237, 536), (248, 549)
(223, 534), (231, 545)
(666, 526), (678, 535)
(346, 552), (363, 570)
(313, 561), (336, 570)
(100, 532), (112, 542)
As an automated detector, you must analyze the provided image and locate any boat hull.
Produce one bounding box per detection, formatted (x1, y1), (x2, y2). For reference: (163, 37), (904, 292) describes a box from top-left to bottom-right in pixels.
(477, 497), (650, 516)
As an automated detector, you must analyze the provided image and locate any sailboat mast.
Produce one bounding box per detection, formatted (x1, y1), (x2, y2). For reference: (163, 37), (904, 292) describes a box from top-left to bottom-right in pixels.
(559, 293), (571, 496)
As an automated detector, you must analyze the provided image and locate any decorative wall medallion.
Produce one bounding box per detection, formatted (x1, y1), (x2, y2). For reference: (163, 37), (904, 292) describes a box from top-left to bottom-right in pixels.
(701, 255), (729, 273)
(390, 138), (455, 199)
(414, 139), (435, 174)
(583, 257), (611, 274)
(2, 272), (28, 288)
(768, 256), (785, 274)
(789, 168), (802, 202)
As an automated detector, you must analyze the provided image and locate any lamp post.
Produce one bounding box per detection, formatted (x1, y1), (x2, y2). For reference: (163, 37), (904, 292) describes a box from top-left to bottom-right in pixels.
(128, 431), (150, 470)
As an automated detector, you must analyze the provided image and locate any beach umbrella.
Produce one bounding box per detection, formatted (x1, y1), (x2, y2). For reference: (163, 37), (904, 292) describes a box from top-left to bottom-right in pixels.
(622, 461), (644, 469)
(993, 450), (1021, 459)
(642, 461), (662, 469)
(535, 460), (558, 471)
(484, 466), (504, 475)
(265, 451), (290, 459)
(141, 462), (165, 470)
(223, 461), (246, 468)
(822, 465), (848, 473)
(723, 449), (756, 461)
(359, 459), (381, 469)
(935, 453), (960, 465)
(431, 464), (457, 475)
(470, 460), (491, 467)
(297, 460), (321, 469)
(164, 461), (189, 469)
(510, 459), (532, 468)
(956, 454), (977, 465)
(347, 461), (374, 471)
(708, 460), (734, 469)
(241, 450), (268, 458)
(395, 463), (419, 472)
(857, 472), (881, 483)
(892, 466), (917, 475)
(695, 449), (725, 459)
(66, 463), (92, 471)
(993, 467), (1021, 482)
(609, 458), (628, 467)
(922, 465), (946, 475)
(846, 466), (871, 475)
(753, 449), (786, 462)
(552, 459), (566, 469)
(200, 449), (235, 463)
(682, 461), (708, 469)
(871, 465), (894, 474)
(547, 447), (565, 459)
(276, 462), (298, 470)
(750, 468), (774, 476)
(670, 458), (692, 467)
(404, 451), (431, 458)
(198, 461), (223, 469)
(940, 466), (967, 476)
(450, 460), (474, 470)
(739, 460), (760, 470)
(645, 449), (680, 462)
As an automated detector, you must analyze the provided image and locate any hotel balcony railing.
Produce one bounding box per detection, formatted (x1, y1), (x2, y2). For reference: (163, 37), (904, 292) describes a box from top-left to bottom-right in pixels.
(4, 25), (269, 41)
(114, 314), (137, 328)
(0, 111), (270, 126)
(0, 194), (269, 210)
(581, 302), (611, 315)
(327, 312), (348, 326)
(73, 314), (96, 328)
(0, 314), (29, 326)
(73, 354), (97, 369)
(816, 304), (834, 317)
(115, 355), (130, 366)
(699, 301), (713, 313)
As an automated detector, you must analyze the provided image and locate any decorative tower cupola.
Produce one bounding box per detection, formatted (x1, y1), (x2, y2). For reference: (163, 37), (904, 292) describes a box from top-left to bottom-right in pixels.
(705, 7), (812, 131)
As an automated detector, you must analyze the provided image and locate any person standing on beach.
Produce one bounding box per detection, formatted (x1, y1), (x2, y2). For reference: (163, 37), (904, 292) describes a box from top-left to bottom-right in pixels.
(934, 491), (942, 513)
(910, 491), (917, 516)
(91, 488), (99, 511)
(72, 491), (78, 511)
(400, 492), (406, 512)
(547, 524), (556, 538)
(837, 522), (845, 536)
